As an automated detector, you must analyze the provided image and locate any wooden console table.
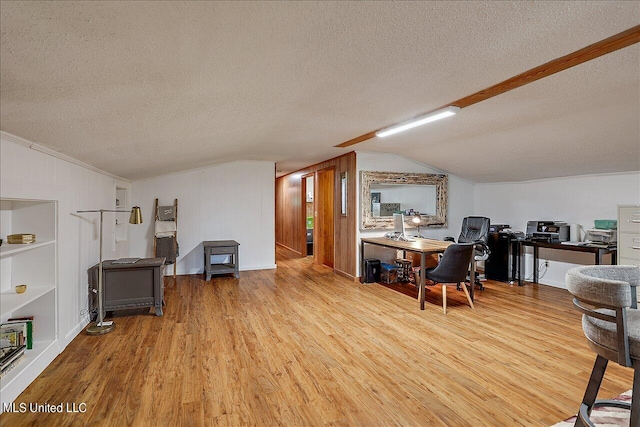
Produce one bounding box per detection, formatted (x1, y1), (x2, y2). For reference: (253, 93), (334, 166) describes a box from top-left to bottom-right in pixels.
(360, 237), (464, 310)
(203, 240), (240, 280)
(88, 257), (166, 317)
(518, 240), (617, 286)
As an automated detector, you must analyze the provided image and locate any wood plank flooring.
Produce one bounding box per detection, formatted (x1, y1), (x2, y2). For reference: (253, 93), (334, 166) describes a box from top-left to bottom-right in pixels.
(1, 248), (633, 426)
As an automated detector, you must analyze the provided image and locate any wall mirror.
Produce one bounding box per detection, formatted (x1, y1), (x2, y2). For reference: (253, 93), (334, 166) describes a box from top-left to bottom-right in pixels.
(360, 171), (448, 229)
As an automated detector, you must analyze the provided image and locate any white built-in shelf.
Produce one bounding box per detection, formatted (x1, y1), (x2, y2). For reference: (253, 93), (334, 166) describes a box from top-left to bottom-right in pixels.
(115, 187), (129, 246)
(0, 240), (55, 257)
(0, 198), (58, 411)
(0, 339), (59, 402)
(0, 286), (55, 316)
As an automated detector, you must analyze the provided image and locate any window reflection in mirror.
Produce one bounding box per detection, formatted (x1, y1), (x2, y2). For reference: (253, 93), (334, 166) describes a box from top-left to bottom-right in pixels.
(370, 184), (436, 217)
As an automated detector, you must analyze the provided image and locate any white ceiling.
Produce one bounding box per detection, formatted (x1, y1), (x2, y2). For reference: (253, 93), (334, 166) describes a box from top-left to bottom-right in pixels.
(0, 1), (638, 182)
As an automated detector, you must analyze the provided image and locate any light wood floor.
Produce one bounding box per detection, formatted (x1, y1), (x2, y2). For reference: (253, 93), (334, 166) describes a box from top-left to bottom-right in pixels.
(1, 248), (633, 426)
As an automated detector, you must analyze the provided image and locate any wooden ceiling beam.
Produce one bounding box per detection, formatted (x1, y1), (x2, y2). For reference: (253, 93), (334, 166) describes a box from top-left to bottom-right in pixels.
(335, 25), (640, 149)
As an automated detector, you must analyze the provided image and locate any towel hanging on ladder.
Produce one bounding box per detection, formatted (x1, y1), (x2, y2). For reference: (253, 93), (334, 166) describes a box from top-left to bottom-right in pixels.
(156, 236), (179, 264)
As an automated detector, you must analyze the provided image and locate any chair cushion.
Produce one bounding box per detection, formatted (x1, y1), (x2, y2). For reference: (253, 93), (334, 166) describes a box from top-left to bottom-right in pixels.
(583, 309), (640, 359)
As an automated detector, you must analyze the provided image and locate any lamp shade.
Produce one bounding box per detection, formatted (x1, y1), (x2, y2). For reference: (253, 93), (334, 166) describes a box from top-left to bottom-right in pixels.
(129, 206), (143, 224)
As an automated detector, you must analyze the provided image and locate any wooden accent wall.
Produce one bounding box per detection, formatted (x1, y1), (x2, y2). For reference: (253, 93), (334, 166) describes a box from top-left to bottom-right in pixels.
(317, 167), (335, 268)
(275, 152), (357, 279)
(275, 173), (303, 255)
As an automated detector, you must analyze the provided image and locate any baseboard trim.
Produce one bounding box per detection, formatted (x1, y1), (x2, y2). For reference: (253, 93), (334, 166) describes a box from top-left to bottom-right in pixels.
(166, 265), (278, 276)
(241, 264), (278, 271)
(276, 243), (303, 257)
(334, 269), (356, 282)
(64, 319), (90, 349)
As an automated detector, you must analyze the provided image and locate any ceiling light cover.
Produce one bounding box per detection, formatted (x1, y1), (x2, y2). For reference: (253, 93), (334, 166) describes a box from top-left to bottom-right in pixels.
(375, 106), (460, 138)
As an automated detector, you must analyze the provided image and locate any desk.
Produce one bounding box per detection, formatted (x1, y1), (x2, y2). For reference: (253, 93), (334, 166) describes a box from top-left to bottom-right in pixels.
(89, 257), (166, 317)
(518, 240), (617, 286)
(361, 237), (465, 310)
(204, 240), (240, 280)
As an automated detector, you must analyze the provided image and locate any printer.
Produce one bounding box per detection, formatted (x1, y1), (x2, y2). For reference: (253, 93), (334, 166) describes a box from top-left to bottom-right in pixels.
(526, 221), (570, 243)
(489, 224), (510, 233)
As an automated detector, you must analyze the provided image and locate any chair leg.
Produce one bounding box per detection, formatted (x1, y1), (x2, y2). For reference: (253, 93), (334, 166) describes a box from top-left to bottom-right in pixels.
(575, 354), (608, 427)
(461, 282), (475, 309)
(442, 285), (447, 314)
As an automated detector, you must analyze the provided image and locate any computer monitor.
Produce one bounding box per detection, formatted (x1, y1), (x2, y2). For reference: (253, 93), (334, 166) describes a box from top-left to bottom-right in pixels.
(392, 213), (413, 241)
(393, 213), (403, 234)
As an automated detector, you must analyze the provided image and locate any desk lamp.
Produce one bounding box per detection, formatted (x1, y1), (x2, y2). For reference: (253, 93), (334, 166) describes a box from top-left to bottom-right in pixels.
(77, 206), (143, 335)
(412, 213), (423, 238)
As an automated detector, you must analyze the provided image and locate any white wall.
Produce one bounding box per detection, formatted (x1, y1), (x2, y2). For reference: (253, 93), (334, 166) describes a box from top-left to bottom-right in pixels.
(0, 133), (131, 347)
(3, 129), (637, 343)
(1, 134), (274, 346)
(355, 151), (475, 274)
(475, 172), (640, 288)
(130, 161), (276, 275)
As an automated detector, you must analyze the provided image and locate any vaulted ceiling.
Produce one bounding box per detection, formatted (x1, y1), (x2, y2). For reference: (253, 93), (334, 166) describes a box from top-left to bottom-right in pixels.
(1, 1), (638, 182)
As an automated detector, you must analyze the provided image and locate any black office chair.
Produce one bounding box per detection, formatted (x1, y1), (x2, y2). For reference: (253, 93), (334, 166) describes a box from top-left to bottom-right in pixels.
(425, 243), (475, 314)
(566, 265), (640, 427)
(445, 216), (491, 290)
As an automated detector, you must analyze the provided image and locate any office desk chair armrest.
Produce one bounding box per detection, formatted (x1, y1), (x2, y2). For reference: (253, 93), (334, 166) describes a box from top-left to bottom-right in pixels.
(473, 241), (491, 262)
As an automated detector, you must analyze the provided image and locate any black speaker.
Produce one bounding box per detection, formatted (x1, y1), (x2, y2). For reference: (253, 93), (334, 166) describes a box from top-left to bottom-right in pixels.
(364, 259), (381, 283)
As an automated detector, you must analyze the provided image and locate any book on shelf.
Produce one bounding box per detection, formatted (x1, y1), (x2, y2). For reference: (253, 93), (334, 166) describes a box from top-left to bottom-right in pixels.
(112, 257), (140, 264)
(7, 233), (36, 244)
(1, 344), (26, 370)
(0, 318), (32, 379)
(0, 345), (26, 377)
(5, 317), (34, 350)
(0, 329), (23, 348)
(0, 354), (24, 378)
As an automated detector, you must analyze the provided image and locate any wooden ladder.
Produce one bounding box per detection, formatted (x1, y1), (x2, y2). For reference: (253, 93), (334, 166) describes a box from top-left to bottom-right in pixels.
(154, 198), (178, 278)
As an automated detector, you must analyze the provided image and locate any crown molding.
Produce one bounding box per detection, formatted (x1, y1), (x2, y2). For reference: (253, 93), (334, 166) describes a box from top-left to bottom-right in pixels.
(1, 131), (130, 183)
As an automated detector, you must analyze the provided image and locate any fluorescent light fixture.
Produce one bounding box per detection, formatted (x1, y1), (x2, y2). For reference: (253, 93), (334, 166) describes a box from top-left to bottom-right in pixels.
(375, 106), (460, 138)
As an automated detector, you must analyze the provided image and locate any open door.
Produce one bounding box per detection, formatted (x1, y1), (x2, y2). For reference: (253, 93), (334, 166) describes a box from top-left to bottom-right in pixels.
(316, 167), (334, 268)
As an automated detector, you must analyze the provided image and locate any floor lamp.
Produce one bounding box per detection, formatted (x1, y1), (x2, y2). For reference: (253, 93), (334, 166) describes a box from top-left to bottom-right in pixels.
(77, 207), (143, 336)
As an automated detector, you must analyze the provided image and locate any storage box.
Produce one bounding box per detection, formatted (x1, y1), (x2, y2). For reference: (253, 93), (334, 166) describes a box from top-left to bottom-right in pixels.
(380, 263), (398, 284)
(395, 259), (413, 282)
(594, 219), (617, 230)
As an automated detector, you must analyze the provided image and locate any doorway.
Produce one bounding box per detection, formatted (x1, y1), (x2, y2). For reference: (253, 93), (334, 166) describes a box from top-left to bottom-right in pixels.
(316, 167), (335, 268)
(303, 174), (314, 257)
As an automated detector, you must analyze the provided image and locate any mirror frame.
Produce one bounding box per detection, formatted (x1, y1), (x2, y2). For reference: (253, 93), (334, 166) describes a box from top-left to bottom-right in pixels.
(360, 171), (448, 230)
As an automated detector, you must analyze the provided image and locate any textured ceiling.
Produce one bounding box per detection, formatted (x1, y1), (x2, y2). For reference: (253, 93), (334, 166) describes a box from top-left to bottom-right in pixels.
(0, 1), (638, 182)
